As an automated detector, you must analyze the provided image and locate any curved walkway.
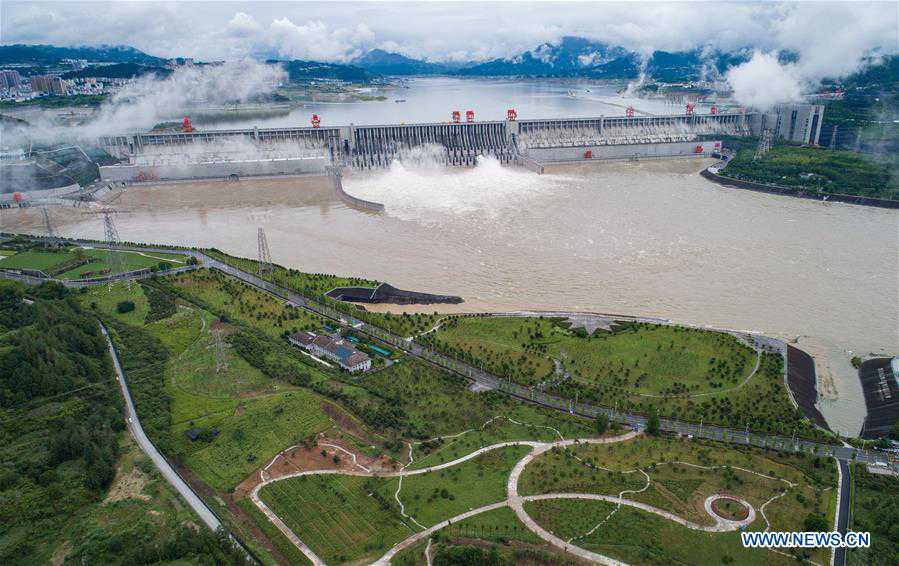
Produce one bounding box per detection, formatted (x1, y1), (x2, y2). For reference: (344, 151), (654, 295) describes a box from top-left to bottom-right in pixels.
(252, 428), (778, 565)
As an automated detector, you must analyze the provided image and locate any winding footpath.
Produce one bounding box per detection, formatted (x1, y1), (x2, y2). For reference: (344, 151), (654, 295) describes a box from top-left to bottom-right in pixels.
(251, 429), (770, 565)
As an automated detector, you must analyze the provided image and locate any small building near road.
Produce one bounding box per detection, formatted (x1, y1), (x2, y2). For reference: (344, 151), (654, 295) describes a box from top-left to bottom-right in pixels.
(290, 331), (372, 373)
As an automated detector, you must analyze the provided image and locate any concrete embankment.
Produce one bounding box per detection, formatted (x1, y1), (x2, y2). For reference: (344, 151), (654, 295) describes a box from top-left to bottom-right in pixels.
(327, 166), (385, 212)
(524, 140), (721, 164)
(701, 163), (899, 209)
(786, 345), (831, 431)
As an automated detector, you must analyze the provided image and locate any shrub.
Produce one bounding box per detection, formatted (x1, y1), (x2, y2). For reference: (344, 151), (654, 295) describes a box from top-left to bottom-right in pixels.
(116, 300), (135, 314)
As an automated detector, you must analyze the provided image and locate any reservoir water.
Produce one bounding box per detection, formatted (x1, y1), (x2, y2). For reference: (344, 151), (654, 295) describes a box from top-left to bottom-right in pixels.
(3, 78), (896, 436)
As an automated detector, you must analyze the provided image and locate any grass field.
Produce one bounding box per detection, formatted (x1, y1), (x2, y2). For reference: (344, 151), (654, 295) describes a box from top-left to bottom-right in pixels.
(0, 246), (188, 278)
(422, 316), (819, 438)
(519, 435), (834, 564)
(259, 474), (415, 564)
(84, 282), (150, 326)
(526, 498), (810, 565)
(725, 143), (898, 201)
(392, 506), (552, 565)
(424, 317), (755, 394)
(139, 305), (335, 491)
(847, 464), (899, 565)
(379, 445), (533, 527)
(165, 269), (323, 337)
(341, 359), (595, 466)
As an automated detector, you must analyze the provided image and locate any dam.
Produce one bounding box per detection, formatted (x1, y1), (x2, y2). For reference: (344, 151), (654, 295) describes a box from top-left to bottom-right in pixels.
(96, 109), (763, 182)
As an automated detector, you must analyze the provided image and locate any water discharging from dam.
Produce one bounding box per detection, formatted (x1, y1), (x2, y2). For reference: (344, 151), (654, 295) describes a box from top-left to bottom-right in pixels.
(345, 151), (559, 219)
(4, 158), (896, 436)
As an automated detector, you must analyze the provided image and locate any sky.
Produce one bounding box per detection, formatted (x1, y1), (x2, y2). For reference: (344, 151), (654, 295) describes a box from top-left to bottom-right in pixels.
(2, 1), (897, 110)
(2, 1), (896, 71)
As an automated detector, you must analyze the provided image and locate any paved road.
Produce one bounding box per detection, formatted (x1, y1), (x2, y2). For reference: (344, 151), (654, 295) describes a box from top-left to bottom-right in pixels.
(21, 240), (879, 466)
(101, 322), (222, 531)
(196, 253), (876, 464)
(833, 459), (851, 566)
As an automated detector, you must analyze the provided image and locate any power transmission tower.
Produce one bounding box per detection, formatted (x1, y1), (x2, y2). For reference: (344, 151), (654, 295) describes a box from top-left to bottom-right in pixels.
(753, 129), (772, 161)
(213, 328), (228, 373)
(40, 207), (59, 247)
(257, 227), (273, 276)
(101, 208), (129, 289)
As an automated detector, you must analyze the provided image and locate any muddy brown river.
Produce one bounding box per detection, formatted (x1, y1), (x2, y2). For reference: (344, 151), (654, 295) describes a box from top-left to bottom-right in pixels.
(3, 157), (896, 436)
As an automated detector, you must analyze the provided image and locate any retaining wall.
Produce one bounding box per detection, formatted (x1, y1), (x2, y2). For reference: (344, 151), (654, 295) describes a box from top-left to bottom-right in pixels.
(99, 157), (329, 183)
(328, 167), (385, 212)
(701, 164), (899, 210)
(525, 140), (721, 163)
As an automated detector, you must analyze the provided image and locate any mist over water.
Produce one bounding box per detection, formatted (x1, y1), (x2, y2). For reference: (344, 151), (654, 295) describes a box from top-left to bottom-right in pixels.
(345, 152), (563, 220)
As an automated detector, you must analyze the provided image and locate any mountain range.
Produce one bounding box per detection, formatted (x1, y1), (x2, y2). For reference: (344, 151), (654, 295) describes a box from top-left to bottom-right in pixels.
(2, 40), (894, 87)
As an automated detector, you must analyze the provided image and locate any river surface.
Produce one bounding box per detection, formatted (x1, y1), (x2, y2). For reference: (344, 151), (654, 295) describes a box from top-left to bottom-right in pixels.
(3, 156), (896, 436)
(4, 78), (896, 435)
(177, 76), (709, 129)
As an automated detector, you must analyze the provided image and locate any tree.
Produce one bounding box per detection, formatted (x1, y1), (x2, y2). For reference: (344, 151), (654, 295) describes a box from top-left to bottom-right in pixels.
(116, 300), (135, 313)
(647, 409), (661, 436)
(890, 421), (899, 441)
(595, 413), (609, 435)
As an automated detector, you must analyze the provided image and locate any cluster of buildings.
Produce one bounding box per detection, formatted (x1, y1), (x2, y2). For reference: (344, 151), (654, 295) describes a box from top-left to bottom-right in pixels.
(289, 331), (372, 373)
(1, 70), (134, 101)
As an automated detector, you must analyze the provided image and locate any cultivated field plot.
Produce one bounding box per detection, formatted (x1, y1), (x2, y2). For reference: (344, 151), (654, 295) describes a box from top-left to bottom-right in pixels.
(165, 268), (323, 337)
(379, 445), (533, 527)
(259, 474), (414, 564)
(520, 435), (834, 565)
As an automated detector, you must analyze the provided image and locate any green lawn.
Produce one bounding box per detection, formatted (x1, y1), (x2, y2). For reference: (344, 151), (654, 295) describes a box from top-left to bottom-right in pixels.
(0, 249), (72, 272)
(424, 317), (755, 394)
(391, 506), (550, 565)
(84, 282), (150, 327)
(422, 316), (820, 439)
(334, 358), (595, 466)
(526, 498), (814, 565)
(57, 249), (187, 279)
(0, 246), (189, 278)
(164, 269), (323, 337)
(519, 435), (834, 565)
(259, 474), (415, 564)
(379, 445), (533, 527)
(724, 143), (898, 201)
(846, 464), (899, 565)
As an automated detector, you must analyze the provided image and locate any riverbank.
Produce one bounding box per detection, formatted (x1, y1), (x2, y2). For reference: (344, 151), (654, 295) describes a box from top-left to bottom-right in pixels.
(5, 159), (894, 435)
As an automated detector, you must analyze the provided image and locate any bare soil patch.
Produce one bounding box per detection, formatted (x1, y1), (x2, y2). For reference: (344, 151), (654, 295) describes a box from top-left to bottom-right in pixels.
(711, 496), (750, 521)
(104, 466), (150, 504)
(233, 435), (399, 500)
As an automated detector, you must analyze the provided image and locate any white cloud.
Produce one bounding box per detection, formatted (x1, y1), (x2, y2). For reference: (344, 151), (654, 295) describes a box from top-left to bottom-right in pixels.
(726, 51), (802, 110)
(1, 1), (895, 85)
(226, 12), (262, 38)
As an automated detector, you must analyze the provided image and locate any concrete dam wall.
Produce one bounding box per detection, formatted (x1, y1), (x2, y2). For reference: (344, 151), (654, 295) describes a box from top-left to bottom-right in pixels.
(98, 112), (752, 181)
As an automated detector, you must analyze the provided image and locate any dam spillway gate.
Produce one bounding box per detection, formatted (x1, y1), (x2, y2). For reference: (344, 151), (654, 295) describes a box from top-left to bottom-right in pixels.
(99, 112), (752, 176)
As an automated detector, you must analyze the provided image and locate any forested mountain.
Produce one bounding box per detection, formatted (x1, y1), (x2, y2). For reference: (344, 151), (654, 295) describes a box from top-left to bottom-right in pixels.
(0, 44), (166, 65)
